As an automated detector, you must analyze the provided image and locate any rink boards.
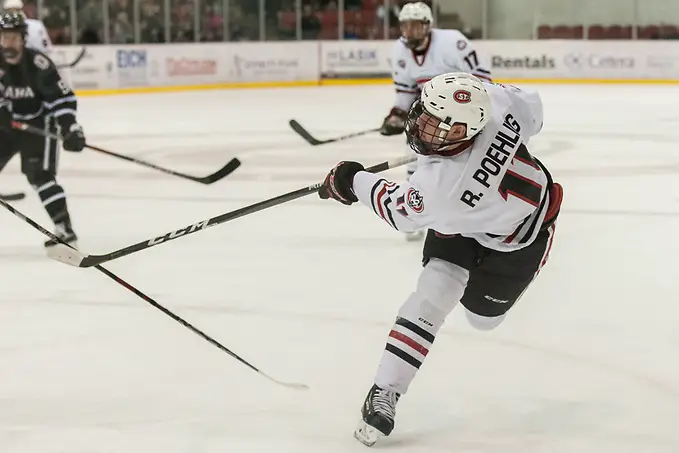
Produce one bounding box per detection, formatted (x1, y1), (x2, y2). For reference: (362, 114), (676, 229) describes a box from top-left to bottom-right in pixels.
(52, 40), (679, 97)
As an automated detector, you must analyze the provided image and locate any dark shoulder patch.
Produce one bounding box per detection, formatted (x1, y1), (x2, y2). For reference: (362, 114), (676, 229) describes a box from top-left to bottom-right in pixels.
(33, 54), (50, 71)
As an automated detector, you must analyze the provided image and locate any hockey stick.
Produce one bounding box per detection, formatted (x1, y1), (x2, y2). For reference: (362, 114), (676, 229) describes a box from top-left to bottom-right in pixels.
(0, 192), (25, 201)
(11, 121), (241, 184)
(47, 155), (416, 268)
(56, 47), (86, 69)
(289, 119), (380, 146)
(0, 198), (308, 390)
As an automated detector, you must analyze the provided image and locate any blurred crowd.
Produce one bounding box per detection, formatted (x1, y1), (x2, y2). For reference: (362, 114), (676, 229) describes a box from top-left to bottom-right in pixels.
(16, 0), (474, 44)
(10, 0), (679, 44)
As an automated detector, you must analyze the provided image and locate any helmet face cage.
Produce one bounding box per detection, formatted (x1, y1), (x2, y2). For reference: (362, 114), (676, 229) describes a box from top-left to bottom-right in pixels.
(406, 100), (466, 156)
(400, 21), (430, 49)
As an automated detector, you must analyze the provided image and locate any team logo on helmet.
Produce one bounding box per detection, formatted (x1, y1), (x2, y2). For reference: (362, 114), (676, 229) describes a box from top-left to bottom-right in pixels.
(406, 188), (424, 213)
(453, 90), (472, 104)
(456, 40), (467, 50)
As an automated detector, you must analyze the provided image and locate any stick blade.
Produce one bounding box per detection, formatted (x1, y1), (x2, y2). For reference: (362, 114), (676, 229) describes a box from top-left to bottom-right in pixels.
(195, 158), (241, 184)
(46, 243), (87, 267)
(261, 372), (310, 390)
(289, 119), (324, 145)
(0, 192), (25, 201)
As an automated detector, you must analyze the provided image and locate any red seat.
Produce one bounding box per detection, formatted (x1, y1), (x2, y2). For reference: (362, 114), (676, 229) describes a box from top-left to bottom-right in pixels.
(587, 25), (606, 39)
(638, 25), (659, 39)
(659, 25), (679, 38)
(609, 25), (632, 39)
(320, 25), (338, 39)
(537, 25), (552, 39)
(570, 25), (584, 38)
(552, 25), (576, 38)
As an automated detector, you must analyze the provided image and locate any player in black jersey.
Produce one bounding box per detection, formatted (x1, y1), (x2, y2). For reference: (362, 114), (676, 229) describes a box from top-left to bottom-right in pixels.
(0, 12), (85, 247)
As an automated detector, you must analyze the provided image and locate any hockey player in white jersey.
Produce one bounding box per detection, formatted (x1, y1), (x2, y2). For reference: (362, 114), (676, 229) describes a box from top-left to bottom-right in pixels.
(3, 0), (51, 53)
(318, 72), (563, 446)
(380, 2), (491, 241)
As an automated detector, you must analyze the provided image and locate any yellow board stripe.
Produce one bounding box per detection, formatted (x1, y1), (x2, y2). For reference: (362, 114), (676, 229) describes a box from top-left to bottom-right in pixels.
(74, 77), (679, 96)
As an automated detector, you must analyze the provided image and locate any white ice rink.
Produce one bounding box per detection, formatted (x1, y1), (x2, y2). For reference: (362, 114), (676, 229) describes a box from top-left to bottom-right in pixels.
(1, 83), (678, 453)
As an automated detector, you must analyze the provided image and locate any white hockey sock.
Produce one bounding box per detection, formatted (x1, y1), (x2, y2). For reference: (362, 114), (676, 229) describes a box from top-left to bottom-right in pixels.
(374, 259), (469, 395)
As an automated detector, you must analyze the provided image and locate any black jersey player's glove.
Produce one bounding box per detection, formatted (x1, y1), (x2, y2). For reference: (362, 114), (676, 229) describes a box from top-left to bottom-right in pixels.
(380, 107), (407, 136)
(63, 123), (85, 152)
(318, 161), (365, 205)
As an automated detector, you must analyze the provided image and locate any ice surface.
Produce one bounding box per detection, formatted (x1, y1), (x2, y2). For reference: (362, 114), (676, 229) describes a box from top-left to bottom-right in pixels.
(0, 84), (678, 453)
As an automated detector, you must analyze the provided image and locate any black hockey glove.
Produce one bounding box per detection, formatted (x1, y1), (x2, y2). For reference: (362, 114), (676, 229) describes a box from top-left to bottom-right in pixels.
(380, 107), (407, 136)
(62, 123), (85, 152)
(318, 161), (365, 205)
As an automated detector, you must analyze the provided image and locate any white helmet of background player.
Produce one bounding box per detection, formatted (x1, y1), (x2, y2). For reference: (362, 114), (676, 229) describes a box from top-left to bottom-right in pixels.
(398, 2), (433, 49)
(3, 0), (24, 12)
(405, 72), (492, 156)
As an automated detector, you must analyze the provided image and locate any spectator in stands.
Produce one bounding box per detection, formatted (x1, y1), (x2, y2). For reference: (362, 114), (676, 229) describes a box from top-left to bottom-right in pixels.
(344, 0), (362, 10)
(377, 0), (400, 26)
(344, 23), (359, 39)
(77, 0), (103, 44)
(139, 0), (164, 42)
(42, 4), (69, 43)
(171, 0), (194, 42)
(201, 3), (223, 42)
(111, 11), (134, 43)
(301, 3), (320, 39)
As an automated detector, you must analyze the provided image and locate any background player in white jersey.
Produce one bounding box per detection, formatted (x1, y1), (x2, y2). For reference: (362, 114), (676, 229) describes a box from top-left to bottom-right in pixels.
(3, 0), (51, 53)
(380, 2), (491, 241)
(318, 73), (563, 447)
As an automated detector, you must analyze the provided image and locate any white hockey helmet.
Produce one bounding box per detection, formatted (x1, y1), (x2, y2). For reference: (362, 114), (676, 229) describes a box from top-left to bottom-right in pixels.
(399, 3), (433, 49)
(3, 0), (24, 10)
(405, 72), (492, 156)
(398, 2), (433, 23)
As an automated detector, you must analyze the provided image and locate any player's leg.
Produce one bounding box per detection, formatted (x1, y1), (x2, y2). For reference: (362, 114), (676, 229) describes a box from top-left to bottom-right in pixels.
(0, 128), (18, 174)
(459, 222), (557, 331)
(459, 179), (562, 329)
(354, 233), (480, 446)
(18, 118), (77, 247)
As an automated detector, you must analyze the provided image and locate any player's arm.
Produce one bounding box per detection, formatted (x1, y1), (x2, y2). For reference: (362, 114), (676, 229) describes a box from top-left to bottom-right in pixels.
(380, 43), (418, 136)
(352, 171), (435, 232)
(34, 53), (85, 151)
(318, 161), (436, 233)
(452, 32), (491, 82)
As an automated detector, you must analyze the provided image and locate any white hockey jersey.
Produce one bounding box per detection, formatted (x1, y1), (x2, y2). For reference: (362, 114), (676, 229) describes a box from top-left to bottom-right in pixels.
(353, 82), (561, 252)
(25, 18), (51, 53)
(391, 28), (491, 112)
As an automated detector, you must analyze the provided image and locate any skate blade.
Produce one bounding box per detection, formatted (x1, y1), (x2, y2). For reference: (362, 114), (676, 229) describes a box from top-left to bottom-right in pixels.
(354, 420), (384, 447)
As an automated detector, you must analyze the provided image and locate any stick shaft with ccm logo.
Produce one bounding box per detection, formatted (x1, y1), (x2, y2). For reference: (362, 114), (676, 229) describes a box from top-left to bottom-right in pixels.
(47, 155), (416, 268)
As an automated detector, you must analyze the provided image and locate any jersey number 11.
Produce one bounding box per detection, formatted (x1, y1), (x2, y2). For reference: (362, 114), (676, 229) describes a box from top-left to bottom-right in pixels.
(498, 144), (543, 207)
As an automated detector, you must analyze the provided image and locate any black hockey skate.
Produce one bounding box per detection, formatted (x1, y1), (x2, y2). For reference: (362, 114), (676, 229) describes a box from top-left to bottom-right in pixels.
(44, 222), (78, 249)
(354, 384), (401, 447)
